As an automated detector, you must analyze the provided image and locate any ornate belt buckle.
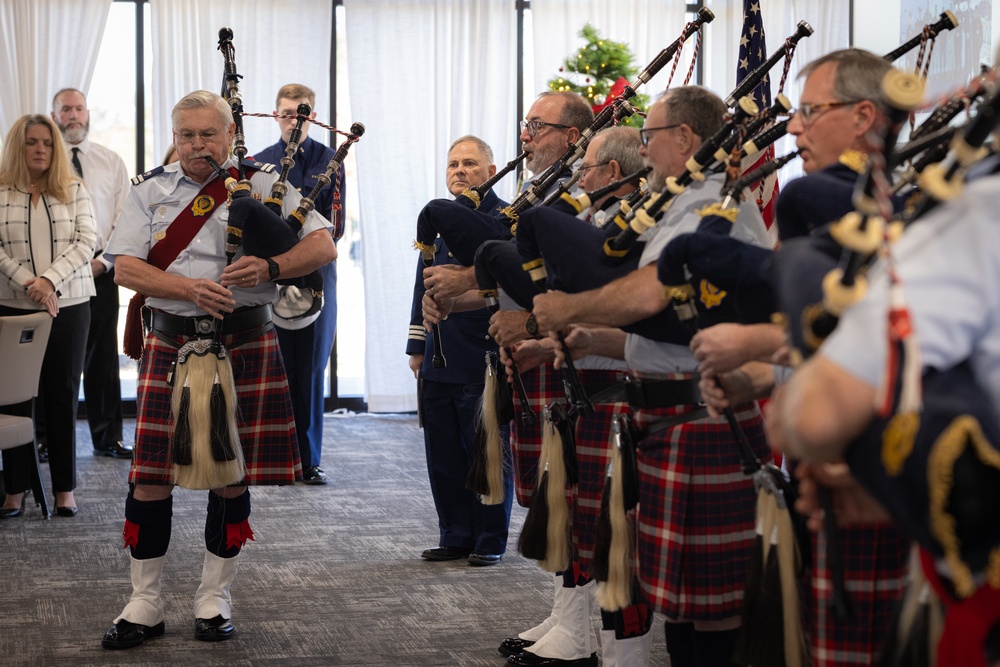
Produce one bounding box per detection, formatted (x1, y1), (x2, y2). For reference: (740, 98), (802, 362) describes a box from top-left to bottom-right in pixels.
(195, 318), (215, 335)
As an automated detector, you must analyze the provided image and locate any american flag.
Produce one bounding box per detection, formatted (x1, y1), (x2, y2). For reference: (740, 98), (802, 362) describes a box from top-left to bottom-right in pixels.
(737, 0), (780, 242)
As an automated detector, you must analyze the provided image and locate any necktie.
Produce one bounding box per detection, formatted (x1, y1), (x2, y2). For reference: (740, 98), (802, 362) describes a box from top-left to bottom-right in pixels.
(71, 147), (83, 179)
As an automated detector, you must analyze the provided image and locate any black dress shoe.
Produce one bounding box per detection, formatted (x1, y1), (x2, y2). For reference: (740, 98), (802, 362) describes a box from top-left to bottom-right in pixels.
(94, 441), (133, 459)
(468, 553), (503, 566)
(55, 506), (78, 517)
(507, 652), (598, 667)
(499, 637), (535, 657)
(101, 619), (165, 649)
(420, 546), (472, 561)
(194, 615), (235, 642)
(302, 466), (328, 485)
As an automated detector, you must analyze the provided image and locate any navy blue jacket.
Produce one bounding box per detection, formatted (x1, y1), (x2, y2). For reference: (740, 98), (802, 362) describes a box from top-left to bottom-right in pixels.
(407, 189), (507, 384)
(253, 135), (345, 239)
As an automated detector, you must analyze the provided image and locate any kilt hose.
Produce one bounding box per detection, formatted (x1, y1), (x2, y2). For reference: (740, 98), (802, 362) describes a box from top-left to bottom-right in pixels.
(130, 330), (302, 486)
(808, 522), (911, 666)
(510, 362), (565, 507)
(571, 368), (630, 576)
(631, 382), (768, 621)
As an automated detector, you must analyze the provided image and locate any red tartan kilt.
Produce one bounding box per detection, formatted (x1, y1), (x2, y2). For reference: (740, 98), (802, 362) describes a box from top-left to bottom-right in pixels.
(808, 522), (911, 666)
(130, 329), (301, 486)
(510, 363), (564, 507)
(571, 369), (629, 575)
(633, 400), (768, 621)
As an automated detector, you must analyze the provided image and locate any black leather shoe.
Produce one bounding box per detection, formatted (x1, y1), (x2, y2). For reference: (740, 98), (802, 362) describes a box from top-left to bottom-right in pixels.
(468, 553), (503, 566)
(194, 615), (235, 642)
(302, 466), (328, 485)
(55, 506), (78, 517)
(499, 637), (535, 657)
(94, 441), (133, 459)
(420, 546), (472, 561)
(507, 652), (598, 667)
(101, 619), (165, 649)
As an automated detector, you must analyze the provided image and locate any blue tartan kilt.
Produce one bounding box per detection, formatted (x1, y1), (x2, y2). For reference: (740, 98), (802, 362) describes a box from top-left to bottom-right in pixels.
(633, 397), (768, 621)
(130, 330), (301, 486)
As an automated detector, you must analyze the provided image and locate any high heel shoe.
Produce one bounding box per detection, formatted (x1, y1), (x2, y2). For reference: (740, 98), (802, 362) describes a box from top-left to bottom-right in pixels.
(0, 494), (26, 519)
(55, 506), (78, 517)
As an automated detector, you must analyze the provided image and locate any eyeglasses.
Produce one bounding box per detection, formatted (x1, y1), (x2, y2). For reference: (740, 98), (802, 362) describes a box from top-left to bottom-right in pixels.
(639, 124), (681, 147)
(795, 100), (860, 124)
(520, 119), (570, 138)
(174, 129), (224, 144)
(578, 161), (610, 174)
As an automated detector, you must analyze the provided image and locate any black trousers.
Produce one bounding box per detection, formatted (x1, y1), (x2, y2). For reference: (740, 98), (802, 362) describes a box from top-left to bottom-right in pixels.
(83, 269), (123, 448)
(1, 302), (89, 494)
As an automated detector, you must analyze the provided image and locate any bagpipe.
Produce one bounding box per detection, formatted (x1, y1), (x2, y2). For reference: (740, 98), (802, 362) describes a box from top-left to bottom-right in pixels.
(890, 67), (997, 196)
(165, 27), (363, 490)
(455, 150), (527, 210)
(413, 6), (716, 269)
(882, 11), (958, 65)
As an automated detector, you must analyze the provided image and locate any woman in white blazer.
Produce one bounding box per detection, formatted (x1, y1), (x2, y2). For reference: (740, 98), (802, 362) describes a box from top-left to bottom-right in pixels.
(0, 114), (97, 518)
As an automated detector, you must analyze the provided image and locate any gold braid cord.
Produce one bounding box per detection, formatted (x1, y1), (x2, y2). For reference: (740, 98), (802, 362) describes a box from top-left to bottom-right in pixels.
(695, 202), (739, 223)
(928, 414), (1000, 598)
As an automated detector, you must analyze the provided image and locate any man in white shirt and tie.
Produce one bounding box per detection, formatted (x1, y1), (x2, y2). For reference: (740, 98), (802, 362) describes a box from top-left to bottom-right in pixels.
(51, 88), (132, 459)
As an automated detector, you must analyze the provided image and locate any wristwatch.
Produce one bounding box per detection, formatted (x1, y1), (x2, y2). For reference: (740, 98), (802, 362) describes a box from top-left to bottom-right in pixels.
(525, 312), (540, 339)
(265, 257), (281, 282)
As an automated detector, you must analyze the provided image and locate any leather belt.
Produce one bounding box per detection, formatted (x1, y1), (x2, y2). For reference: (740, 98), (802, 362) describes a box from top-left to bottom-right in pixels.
(590, 378), (702, 409)
(144, 304), (273, 337)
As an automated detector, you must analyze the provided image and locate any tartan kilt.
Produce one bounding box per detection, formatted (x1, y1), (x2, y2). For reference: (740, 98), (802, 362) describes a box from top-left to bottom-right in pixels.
(572, 368), (630, 576)
(808, 522), (911, 666)
(632, 391), (768, 621)
(130, 329), (301, 486)
(509, 362), (565, 507)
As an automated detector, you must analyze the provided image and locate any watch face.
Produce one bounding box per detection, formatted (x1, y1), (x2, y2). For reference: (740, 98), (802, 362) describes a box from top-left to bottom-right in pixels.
(268, 259), (280, 280)
(525, 313), (538, 337)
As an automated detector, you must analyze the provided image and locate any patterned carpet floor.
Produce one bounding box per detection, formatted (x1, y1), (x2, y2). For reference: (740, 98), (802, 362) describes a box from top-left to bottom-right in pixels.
(0, 412), (669, 666)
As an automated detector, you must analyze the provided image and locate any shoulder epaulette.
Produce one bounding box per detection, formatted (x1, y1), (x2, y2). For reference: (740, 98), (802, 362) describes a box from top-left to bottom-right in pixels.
(131, 166), (165, 186)
(243, 159), (275, 173)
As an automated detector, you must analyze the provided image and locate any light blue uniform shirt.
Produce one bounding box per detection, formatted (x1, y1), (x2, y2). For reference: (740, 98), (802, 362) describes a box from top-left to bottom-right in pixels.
(822, 172), (1000, 417)
(625, 172), (772, 374)
(105, 159), (331, 316)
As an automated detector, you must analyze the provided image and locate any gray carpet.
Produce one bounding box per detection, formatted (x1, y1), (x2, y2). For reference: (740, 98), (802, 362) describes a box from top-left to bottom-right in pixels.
(0, 413), (669, 666)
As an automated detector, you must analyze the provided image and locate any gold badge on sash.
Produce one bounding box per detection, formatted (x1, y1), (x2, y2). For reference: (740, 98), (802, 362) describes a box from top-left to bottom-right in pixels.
(191, 195), (216, 217)
(153, 230), (167, 241)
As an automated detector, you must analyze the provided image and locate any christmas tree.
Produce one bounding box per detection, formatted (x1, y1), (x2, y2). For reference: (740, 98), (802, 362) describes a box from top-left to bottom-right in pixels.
(547, 24), (648, 128)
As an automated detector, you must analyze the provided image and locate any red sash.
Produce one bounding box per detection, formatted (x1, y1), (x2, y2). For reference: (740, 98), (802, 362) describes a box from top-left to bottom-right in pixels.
(123, 167), (242, 360)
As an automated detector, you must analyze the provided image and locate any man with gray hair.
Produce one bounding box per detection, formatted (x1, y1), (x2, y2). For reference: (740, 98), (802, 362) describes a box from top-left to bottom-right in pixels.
(100, 90), (335, 649)
(406, 135), (513, 567)
(50, 87), (132, 460)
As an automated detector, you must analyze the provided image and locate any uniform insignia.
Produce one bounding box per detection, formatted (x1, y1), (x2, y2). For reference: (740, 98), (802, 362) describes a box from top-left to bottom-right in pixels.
(242, 159), (275, 173)
(131, 165), (165, 186)
(154, 230), (167, 241)
(699, 280), (726, 309)
(191, 195), (216, 217)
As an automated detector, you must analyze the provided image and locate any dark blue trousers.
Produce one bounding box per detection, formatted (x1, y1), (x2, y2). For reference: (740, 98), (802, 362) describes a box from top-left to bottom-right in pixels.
(275, 261), (337, 470)
(421, 379), (513, 555)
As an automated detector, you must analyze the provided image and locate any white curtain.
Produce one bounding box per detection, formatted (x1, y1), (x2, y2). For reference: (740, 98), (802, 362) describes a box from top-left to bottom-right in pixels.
(149, 0), (333, 162)
(0, 0), (112, 133)
(344, 0), (517, 413)
(530, 0), (688, 103)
